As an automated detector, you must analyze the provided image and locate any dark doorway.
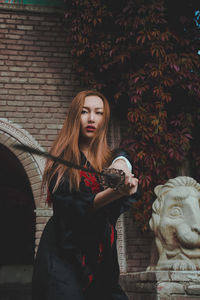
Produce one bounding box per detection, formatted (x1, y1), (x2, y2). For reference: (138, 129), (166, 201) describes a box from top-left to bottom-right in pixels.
(0, 143), (35, 266)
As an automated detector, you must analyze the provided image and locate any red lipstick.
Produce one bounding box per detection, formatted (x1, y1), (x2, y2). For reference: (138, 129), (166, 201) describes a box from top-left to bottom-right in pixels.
(86, 126), (96, 132)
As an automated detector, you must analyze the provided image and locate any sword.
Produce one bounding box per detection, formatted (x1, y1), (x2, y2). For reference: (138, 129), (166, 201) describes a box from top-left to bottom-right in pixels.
(12, 143), (125, 189)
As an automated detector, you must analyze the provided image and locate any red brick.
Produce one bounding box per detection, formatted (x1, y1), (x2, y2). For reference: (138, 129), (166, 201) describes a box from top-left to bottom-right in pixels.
(11, 14), (27, 20)
(15, 61), (32, 67)
(7, 100), (25, 106)
(16, 107), (31, 112)
(5, 61), (15, 66)
(0, 100), (6, 105)
(9, 29), (25, 35)
(6, 44), (24, 50)
(5, 83), (22, 89)
(31, 107), (49, 112)
(45, 102), (61, 108)
(24, 45), (40, 51)
(36, 217), (50, 224)
(8, 89), (26, 95)
(17, 25), (33, 30)
(36, 73), (52, 78)
(24, 101), (43, 107)
(0, 29), (8, 33)
(19, 50), (36, 56)
(0, 14), (11, 19)
(31, 96), (51, 102)
(23, 84), (40, 90)
(28, 16), (44, 21)
(28, 67), (44, 73)
(18, 72), (34, 77)
(1, 49), (19, 55)
(0, 55), (8, 60)
(6, 111), (24, 118)
(47, 135), (58, 141)
(9, 66), (27, 72)
(17, 39), (34, 45)
(10, 56), (27, 61)
(6, 19), (22, 24)
(34, 124), (46, 129)
(28, 78), (45, 84)
(0, 94), (15, 100)
(11, 77), (28, 83)
(0, 77), (10, 83)
(26, 90), (45, 95)
(5, 34), (21, 39)
(1, 39), (16, 45)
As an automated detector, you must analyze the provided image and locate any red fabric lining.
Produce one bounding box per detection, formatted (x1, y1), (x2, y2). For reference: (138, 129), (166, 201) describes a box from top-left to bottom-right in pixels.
(88, 274), (93, 284)
(80, 170), (101, 194)
(46, 190), (51, 205)
(110, 224), (114, 247)
(97, 243), (104, 263)
(82, 255), (86, 266)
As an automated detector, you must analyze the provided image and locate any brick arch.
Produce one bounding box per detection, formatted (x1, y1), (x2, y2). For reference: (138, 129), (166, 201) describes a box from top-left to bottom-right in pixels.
(0, 118), (46, 208)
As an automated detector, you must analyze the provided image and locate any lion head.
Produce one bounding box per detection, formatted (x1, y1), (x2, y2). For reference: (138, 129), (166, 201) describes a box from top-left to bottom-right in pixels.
(149, 176), (200, 270)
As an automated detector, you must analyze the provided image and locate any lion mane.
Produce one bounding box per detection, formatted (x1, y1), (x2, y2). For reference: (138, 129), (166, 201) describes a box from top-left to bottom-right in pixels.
(149, 176), (200, 233)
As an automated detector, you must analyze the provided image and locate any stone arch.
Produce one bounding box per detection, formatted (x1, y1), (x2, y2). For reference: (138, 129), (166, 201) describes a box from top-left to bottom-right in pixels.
(0, 118), (46, 208)
(0, 119), (53, 253)
(0, 142), (36, 265)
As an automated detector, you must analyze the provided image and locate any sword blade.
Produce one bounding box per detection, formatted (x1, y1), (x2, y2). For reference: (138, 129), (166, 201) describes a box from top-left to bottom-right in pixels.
(12, 143), (102, 175)
(12, 143), (125, 189)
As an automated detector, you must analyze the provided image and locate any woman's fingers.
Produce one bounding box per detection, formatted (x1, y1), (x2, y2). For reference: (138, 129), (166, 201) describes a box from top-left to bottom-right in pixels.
(125, 173), (137, 186)
(109, 160), (138, 195)
(118, 174), (138, 195)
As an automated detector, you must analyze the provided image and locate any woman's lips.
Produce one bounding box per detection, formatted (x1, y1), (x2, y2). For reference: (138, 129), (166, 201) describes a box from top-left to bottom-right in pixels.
(86, 126), (96, 132)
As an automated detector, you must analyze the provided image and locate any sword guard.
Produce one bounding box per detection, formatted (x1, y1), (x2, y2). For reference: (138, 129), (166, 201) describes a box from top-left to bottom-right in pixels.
(98, 168), (125, 190)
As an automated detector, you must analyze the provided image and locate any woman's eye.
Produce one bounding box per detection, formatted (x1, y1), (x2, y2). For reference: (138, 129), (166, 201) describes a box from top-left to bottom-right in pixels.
(96, 112), (103, 115)
(81, 110), (88, 114)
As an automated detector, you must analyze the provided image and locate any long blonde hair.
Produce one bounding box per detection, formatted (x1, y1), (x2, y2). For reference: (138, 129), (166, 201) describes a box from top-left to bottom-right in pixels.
(43, 90), (112, 195)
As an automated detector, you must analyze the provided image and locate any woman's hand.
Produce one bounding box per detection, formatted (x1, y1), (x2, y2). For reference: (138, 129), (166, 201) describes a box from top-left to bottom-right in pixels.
(109, 159), (138, 196)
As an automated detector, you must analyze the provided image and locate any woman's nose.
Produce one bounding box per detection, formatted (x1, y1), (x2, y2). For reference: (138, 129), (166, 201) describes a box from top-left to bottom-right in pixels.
(88, 112), (95, 122)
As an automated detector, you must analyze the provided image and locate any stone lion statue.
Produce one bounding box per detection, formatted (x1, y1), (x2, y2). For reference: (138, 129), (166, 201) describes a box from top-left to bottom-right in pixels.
(147, 176), (200, 271)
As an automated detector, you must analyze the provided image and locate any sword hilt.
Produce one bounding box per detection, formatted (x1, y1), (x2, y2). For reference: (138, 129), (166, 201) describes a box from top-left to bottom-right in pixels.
(99, 168), (125, 190)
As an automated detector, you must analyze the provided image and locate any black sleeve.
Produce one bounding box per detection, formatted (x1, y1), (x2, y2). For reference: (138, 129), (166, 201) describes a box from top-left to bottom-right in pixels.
(107, 148), (140, 225)
(49, 174), (96, 220)
(48, 174), (96, 253)
(106, 191), (140, 226)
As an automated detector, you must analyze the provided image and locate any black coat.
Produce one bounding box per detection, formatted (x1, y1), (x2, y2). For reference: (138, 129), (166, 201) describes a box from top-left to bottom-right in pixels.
(32, 152), (138, 300)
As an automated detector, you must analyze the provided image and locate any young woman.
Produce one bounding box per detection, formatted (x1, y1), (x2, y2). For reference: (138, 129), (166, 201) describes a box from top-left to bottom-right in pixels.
(32, 90), (138, 300)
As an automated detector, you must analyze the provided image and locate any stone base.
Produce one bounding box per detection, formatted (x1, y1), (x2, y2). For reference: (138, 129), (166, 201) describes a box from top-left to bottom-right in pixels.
(0, 265), (32, 300)
(120, 271), (200, 300)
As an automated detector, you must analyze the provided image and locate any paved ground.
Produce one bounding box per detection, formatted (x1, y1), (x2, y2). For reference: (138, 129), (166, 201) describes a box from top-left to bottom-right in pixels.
(0, 284), (31, 300)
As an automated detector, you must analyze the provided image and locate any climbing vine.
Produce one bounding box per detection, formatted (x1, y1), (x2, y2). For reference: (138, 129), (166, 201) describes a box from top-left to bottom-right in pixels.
(64, 0), (200, 230)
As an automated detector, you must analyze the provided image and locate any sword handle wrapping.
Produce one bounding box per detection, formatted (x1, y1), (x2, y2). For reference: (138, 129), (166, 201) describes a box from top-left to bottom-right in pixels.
(98, 168), (125, 190)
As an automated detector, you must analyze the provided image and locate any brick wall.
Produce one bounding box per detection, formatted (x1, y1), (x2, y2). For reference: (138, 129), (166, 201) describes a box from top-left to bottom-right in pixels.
(124, 210), (152, 272)
(0, 4), (152, 276)
(0, 6), (80, 150)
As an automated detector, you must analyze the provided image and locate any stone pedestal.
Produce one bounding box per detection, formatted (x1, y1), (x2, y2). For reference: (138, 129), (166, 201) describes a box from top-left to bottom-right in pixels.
(120, 271), (200, 300)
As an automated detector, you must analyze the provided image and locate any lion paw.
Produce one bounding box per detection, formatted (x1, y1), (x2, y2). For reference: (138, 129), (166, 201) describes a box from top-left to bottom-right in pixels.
(171, 260), (196, 271)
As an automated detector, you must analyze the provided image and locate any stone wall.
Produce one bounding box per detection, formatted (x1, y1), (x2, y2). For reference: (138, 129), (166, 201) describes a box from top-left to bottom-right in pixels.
(120, 271), (200, 300)
(124, 210), (153, 273)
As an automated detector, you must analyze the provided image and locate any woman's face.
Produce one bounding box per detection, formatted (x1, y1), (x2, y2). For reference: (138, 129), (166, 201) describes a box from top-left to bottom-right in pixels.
(80, 95), (104, 141)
